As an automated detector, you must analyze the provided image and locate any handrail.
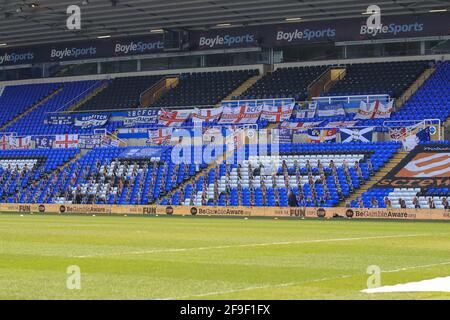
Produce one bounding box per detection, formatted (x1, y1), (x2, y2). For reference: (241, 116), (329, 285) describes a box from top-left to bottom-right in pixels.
(52, 79), (107, 114)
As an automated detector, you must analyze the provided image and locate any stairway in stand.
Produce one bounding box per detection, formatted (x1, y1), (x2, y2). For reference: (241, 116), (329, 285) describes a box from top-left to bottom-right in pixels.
(340, 151), (408, 206)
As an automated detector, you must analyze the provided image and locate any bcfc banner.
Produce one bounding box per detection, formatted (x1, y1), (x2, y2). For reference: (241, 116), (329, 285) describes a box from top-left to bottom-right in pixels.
(74, 114), (109, 129)
(124, 109), (159, 127)
(218, 104), (262, 125)
(376, 144), (450, 189)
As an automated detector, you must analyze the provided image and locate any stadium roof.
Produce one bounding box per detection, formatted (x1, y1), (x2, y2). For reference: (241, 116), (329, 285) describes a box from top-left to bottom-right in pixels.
(0, 0), (448, 48)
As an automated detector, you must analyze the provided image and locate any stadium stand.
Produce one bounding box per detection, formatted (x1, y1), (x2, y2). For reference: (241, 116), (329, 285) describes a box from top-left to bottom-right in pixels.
(166, 142), (400, 207)
(152, 70), (259, 107)
(76, 75), (164, 111)
(0, 148), (79, 203)
(240, 66), (328, 101)
(389, 61), (450, 123)
(324, 61), (431, 98)
(0, 83), (61, 129)
(5, 80), (109, 136)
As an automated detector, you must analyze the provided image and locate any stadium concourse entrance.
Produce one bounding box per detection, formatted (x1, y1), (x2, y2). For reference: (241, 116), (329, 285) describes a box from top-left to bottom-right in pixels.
(2, 203), (449, 221)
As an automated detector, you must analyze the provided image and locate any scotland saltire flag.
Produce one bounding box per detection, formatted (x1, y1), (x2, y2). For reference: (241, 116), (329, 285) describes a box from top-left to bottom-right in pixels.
(340, 127), (374, 143)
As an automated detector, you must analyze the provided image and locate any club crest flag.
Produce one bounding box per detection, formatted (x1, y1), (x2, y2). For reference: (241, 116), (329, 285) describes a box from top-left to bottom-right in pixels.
(260, 103), (294, 122)
(218, 105), (262, 124)
(340, 127), (374, 143)
(34, 136), (54, 149)
(159, 109), (191, 127)
(192, 107), (223, 123)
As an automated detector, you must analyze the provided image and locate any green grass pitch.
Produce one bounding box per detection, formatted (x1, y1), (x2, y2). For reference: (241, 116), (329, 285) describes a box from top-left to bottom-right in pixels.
(0, 213), (449, 300)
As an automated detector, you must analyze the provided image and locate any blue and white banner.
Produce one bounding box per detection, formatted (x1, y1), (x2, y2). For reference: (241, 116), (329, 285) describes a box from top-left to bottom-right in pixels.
(316, 103), (346, 117)
(119, 147), (169, 159)
(34, 136), (55, 149)
(74, 114), (109, 129)
(340, 127), (375, 143)
(124, 109), (159, 127)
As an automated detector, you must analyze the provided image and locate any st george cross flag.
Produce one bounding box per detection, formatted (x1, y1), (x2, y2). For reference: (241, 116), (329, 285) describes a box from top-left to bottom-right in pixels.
(148, 128), (173, 145)
(218, 105), (262, 125)
(158, 109), (191, 127)
(307, 129), (337, 143)
(260, 103), (294, 122)
(55, 134), (79, 149)
(340, 127), (374, 143)
(355, 100), (393, 119)
(279, 121), (322, 130)
(192, 107), (223, 124)
(8, 136), (32, 149)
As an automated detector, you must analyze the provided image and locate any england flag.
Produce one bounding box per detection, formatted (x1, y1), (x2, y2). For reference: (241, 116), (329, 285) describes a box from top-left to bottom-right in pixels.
(192, 107), (223, 124)
(260, 103), (294, 122)
(55, 134), (79, 149)
(218, 105), (262, 125)
(148, 128), (173, 145)
(159, 109), (192, 127)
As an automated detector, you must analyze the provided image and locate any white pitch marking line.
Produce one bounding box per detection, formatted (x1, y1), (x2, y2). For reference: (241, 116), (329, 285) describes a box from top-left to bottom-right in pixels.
(74, 233), (433, 258)
(160, 261), (450, 300)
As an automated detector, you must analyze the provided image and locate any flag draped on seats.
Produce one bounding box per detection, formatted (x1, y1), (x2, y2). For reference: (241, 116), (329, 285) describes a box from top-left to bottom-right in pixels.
(148, 128), (173, 145)
(325, 121), (358, 128)
(339, 127), (375, 143)
(158, 109), (191, 127)
(355, 100), (393, 119)
(279, 121), (322, 130)
(34, 136), (55, 149)
(259, 103), (294, 122)
(8, 136), (32, 149)
(307, 129), (337, 143)
(218, 105), (262, 124)
(316, 103), (346, 117)
(192, 107), (223, 124)
(55, 134), (79, 149)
